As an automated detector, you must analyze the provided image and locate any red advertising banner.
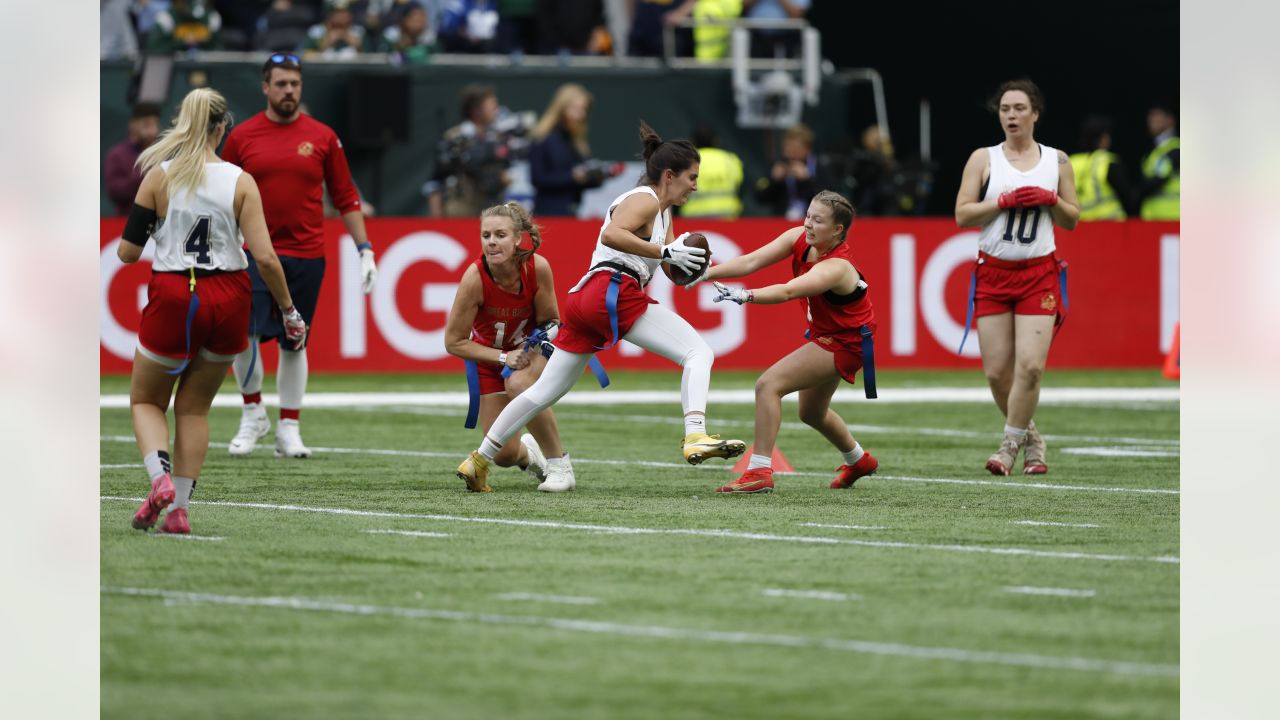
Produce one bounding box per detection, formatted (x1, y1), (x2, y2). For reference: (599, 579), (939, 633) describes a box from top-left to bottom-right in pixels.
(101, 218), (1179, 374)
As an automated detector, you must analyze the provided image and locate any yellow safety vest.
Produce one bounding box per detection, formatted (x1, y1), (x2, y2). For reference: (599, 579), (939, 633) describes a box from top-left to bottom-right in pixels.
(1141, 136), (1180, 221)
(1069, 150), (1127, 221)
(682, 147), (743, 218)
(693, 0), (742, 61)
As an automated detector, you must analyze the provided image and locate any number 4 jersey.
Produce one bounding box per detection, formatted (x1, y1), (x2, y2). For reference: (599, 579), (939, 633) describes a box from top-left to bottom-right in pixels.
(978, 144), (1058, 260)
(150, 160), (249, 273)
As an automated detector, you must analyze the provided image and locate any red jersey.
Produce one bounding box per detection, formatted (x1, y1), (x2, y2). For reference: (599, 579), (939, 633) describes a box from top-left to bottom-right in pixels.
(790, 230), (876, 339)
(470, 256), (539, 352)
(221, 112), (360, 258)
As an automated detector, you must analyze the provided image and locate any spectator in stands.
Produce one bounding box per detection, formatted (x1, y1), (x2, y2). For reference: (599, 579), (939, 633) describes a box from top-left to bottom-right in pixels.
(376, 1), (438, 63)
(742, 0), (808, 58)
(256, 0), (318, 51)
(147, 0), (223, 53)
(102, 0), (140, 59)
(1068, 115), (1132, 221)
(1137, 103), (1179, 220)
(104, 103), (162, 216)
(497, 0), (538, 54)
(215, 0), (269, 50)
(427, 85), (514, 216)
(535, 0), (608, 55)
(689, 0), (741, 61)
(304, 0), (367, 57)
(628, 0), (693, 57)
(755, 122), (831, 219)
(847, 124), (899, 216)
(529, 84), (620, 216)
(438, 0), (500, 52)
(681, 125), (743, 219)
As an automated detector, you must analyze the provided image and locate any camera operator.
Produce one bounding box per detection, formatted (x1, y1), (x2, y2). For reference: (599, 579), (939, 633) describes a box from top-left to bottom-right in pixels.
(426, 85), (534, 217)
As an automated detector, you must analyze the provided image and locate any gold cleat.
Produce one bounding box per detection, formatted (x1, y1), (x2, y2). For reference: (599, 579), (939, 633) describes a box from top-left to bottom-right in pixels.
(455, 451), (493, 492)
(681, 433), (747, 465)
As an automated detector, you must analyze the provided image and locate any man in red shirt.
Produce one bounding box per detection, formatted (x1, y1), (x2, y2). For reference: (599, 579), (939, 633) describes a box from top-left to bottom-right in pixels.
(222, 53), (378, 458)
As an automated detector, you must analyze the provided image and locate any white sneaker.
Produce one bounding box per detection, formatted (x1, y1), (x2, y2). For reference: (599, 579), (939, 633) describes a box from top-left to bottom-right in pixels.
(274, 419), (312, 458)
(520, 434), (548, 482)
(228, 403), (270, 456)
(537, 460), (575, 493)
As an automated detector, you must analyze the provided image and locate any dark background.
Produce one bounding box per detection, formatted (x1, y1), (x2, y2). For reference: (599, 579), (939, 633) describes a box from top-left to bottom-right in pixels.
(808, 0), (1179, 214)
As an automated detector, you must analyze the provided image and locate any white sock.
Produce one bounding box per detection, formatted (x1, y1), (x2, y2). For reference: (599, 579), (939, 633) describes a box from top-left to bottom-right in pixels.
(232, 339), (263, 394)
(277, 348), (309, 414)
(1004, 424), (1028, 438)
(684, 413), (706, 437)
(143, 450), (171, 482)
(172, 476), (195, 509)
(547, 454), (566, 468)
(747, 453), (772, 470)
(841, 443), (865, 465)
(478, 435), (502, 461)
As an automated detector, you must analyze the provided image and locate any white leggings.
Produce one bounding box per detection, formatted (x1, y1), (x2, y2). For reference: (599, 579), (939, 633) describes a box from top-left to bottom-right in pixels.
(482, 303), (713, 447)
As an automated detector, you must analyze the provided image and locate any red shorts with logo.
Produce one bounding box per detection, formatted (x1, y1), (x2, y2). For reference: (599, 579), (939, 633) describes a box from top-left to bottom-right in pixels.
(138, 271), (252, 362)
(974, 253), (1062, 318)
(809, 327), (872, 385)
(555, 271), (658, 353)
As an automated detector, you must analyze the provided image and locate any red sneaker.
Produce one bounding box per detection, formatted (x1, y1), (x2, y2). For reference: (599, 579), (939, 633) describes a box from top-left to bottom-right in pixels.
(831, 452), (878, 489)
(716, 468), (774, 494)
(131, 474), (175, 530)
(160, 507), (190, 535)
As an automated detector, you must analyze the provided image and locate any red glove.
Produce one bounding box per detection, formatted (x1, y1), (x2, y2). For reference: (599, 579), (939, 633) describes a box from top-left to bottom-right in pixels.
(1015, 186), (1058, 207)
(997, 190), (1023, 209)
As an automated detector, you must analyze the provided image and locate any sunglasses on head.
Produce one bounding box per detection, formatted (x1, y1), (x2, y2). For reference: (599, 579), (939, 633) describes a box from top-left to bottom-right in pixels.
(267, 53), (301, 66)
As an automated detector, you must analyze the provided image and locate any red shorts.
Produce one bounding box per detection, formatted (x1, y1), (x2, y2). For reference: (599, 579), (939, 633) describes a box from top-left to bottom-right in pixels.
(137, 271), (251, 364)
(974, 253), (1062, 318)
(474, 362), (507, 395)
(809, 331), (868, 385)
(555, 271), (657, 353)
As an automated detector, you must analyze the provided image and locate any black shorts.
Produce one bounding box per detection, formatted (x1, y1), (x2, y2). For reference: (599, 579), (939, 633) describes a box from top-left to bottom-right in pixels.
(246, 254), (326, 351)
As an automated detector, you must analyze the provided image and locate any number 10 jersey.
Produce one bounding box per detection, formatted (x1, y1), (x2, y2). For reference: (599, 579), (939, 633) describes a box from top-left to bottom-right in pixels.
(978, 143), (1058, 260)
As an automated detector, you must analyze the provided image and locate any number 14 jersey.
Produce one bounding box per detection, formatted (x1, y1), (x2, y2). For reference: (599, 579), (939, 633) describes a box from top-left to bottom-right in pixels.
(978, 143), (1058, 260)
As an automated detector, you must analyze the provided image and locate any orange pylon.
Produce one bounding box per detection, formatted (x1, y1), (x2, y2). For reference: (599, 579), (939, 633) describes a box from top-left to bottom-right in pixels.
(1162, 322), (1180, 380)
(731, 444), (795, 472)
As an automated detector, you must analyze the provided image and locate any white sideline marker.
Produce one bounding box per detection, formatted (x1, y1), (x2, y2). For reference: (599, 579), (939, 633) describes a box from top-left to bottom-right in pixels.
(101, 586), (1175, 677)
(1061, 447), (1180, 458)
(151, 533), (225, 542)
(799, 522), (888, 531)
(98, 435), (1179, 497)
(1013, 520), (1101, 529)
(366, 529), (450, 538)
(762, 588), (859, 602)
(99, 496), (1179, 565)
(101, 463), (143, 469)
(495, 592), (601, 606)
(1004, 586), (1098, 598)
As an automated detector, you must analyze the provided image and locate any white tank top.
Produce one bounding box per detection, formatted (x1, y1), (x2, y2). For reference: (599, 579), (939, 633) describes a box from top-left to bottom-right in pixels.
(978, 143), (1058, 260)
(151, 160), (248, 273)
(570, 186), (669, 292)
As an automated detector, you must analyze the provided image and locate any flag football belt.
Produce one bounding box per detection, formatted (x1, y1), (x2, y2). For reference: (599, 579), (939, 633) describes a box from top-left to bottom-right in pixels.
(958, 252), (1069, 353)
(587, 262), (644, 351)
(463, 327), (611, 429)
(166, 267), (201, 376)
(803, 326), (877, 400)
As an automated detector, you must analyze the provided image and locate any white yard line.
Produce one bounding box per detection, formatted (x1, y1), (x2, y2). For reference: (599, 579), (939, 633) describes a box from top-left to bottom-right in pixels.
(99, 496), (1178, 565)
(1004, 586), (1098, 598)
(799, 522), (888, 531)
(98, 436), (1179, 496)
(151, 533), (225, 542)
(494, 592), (601, 606)
(99, 387), (1179, 409)
(100, 586), (1175, 677)
(101, 463), (143, 469)
(1061, 447), (1180, 458)
(364, 404), (1181, 448)
(1013, 520), (1101, 529)
(365, 529), (450, 538)
(762, 588), (859, 602)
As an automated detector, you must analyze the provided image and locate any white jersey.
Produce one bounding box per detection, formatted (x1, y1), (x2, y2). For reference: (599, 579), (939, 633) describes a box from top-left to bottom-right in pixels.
(570, 186), (669, 292)
(978, 143), (1058, 260)
(150, 160), (248, 273)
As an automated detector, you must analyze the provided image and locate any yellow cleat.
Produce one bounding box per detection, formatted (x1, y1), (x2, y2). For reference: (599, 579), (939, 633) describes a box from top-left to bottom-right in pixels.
(681, 433), (747, 465)
(456, 451), (493, 492)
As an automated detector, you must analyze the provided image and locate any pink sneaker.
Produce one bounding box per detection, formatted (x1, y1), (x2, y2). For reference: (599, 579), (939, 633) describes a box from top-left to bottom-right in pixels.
(160, 507), (190, 535)
(831, 452), (878, 489)
(131, 474), (175, 530)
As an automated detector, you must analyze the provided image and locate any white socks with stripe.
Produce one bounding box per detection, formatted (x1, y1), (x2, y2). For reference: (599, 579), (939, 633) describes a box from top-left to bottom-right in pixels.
(172, 476), (195, 509)
(143, 450), (171, 482)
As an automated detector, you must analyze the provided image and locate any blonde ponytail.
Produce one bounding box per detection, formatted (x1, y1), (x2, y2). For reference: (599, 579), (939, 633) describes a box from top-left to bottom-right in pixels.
(136, 88), (232, 197)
